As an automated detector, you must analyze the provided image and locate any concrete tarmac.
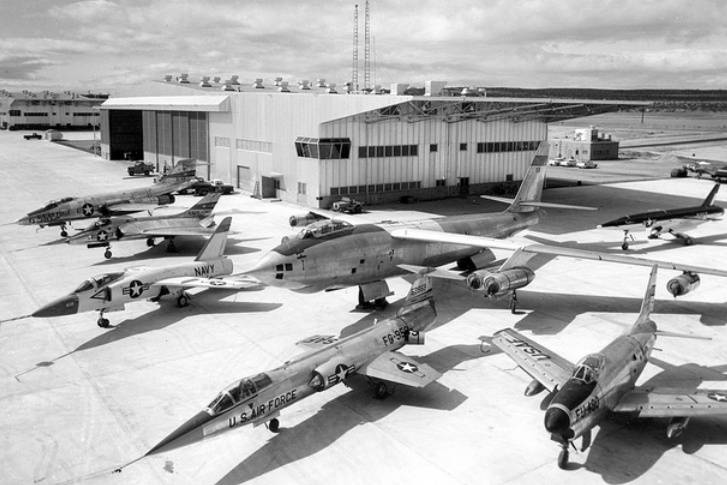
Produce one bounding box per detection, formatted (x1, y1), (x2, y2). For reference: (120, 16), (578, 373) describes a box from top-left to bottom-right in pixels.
(1, 130), (727, 484)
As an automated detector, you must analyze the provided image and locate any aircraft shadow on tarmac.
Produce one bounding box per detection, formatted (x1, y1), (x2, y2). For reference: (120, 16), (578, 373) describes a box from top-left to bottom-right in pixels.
(526, 234), (727, 256)
(579, 359), (727, 483)
(213, 343), (494, 485)
(15, 294), (281, 381)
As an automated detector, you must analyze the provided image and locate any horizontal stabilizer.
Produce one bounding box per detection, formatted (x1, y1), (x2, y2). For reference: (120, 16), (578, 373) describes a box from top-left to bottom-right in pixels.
(359, 350), (441, 388)
(654, 330), (711, 340)
(480, 196), (597, 211)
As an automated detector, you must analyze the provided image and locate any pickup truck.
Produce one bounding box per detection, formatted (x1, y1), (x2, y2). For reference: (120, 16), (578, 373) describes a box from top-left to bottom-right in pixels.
(331, 196), (363, 214)
(127, 161), (155, 176)
(179, 179), (235, 196)
(23, 132), (42, 140)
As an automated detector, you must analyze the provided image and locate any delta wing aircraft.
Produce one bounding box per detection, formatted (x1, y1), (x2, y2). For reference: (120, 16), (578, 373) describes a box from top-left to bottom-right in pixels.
(16, 159), (198, 236)
(31, 217), (262, 327)
(491, 266), (727, 469)
(598, 183), (723, 249)
(246, 142), (596, 307)
(391, 228), (727, 311)
(64, 192), (221, 259)
(142, 274), (441, 456)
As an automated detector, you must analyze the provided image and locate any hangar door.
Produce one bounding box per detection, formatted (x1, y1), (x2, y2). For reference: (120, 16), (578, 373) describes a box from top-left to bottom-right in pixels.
(237, 166), (252, 191)
(104, 109), (143, 160)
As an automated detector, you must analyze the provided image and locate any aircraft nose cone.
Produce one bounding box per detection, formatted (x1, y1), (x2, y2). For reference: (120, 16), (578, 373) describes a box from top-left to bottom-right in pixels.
(16, 216), (30, 226)
(544, 407), (570, 435)
(146, 410), (212, 455)
(32, 294), (79, 318)
(244, 251), (285, 285)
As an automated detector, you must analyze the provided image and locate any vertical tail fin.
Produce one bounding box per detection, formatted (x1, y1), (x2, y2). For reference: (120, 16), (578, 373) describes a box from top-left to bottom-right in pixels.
(194, 216), (231, 261)
(180, 193), (221, 219)
(506, 141), (549, 213)
(701, 184), (720, 208)
(405, 274), (433, 304)
(156, 158), (198, 184)
(634, 265), (658, 327)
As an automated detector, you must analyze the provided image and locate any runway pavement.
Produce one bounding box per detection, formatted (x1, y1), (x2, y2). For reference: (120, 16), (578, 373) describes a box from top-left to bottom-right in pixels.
(1, 130), (726, 484)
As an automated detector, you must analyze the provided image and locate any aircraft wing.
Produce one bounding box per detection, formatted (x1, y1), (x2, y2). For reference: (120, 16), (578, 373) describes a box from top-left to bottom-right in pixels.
(390, 228), (727, 278)
(105, 202), (165, 214)
(295, 334), (339, 351)
(358, 350), (441, 388)
(613, 389), (727, 417)
(133, 226), (216, 237)
(152, 276), (265, 291)
(491, 328), (574, 392)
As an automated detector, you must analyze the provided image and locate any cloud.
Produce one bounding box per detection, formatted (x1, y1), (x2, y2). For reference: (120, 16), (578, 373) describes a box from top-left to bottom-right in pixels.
(0, 55), (54, 80)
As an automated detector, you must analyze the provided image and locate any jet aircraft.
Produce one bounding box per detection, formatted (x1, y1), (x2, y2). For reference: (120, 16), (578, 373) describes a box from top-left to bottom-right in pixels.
(143, 273), (441, 456)
(246, 142), (596, 307)
(392, 229), (727, 310)
(31, 217), (262, 327)
(16, 158), (198, 236)
(491, 266), (727, 469)
(598, 183), (723, 249)
(63, 192), (221, 259)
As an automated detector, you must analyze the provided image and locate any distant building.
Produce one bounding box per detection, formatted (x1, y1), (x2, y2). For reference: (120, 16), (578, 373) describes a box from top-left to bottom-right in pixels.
(100, 78), (645, 208)
(0, 90), (105, 130)
(550, 127), (619, 161)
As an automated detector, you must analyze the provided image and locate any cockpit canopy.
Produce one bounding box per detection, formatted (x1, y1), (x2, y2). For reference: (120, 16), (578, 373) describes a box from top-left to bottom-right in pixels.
(296, 219), (353, 240)
(73, 272), (124, 293)
(571, 354), (604, 385)
(206, 372), (273, 415)
(42, 197), (75, 210)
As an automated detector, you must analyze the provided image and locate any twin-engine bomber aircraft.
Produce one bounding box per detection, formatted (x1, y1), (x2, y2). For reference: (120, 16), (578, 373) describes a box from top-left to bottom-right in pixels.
(15, 159), (198, 236)
(246, 142), (596, 307)
(31, 217), (262, 327)
(492, 266), (727, 469)
(142, 273), (441, 457)
(392, 229), (727, 310)
(63, 192), (221, 259)
(598, 183), (723, 250)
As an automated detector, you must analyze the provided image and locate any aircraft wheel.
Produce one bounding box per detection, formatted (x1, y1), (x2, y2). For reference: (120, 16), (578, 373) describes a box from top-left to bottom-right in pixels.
(61, 230), (68, 237)
(104, 249), (112, 259)
(177, 293), (190, 307)
(268, 418), (280, 433)
(621, 242), (629, 251)
(374, 382), (389, 399)
(374, 297), (388, 309)
(97, 318), (110, 328)
(557, 449), (569, 469)
(146, 238), (155, 247)
(684, 237), (694, 246)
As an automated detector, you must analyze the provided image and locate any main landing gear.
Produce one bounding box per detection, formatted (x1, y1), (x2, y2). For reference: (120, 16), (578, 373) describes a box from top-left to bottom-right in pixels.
(176, 291), (191, 307)
(557, 443), (569, 469)
(508, 290), (519, 314)
(104, 248), (112, 259)
(166, 238), (177, 253)
(356, 287), (388, 310)
(621, 230), (635, 250)
(97, 310), (110, 328)
(60, 223), (69, 238)
(669, 229), (695, 246)
(267, 418), (280, 433)
(146, 237), (156, 247)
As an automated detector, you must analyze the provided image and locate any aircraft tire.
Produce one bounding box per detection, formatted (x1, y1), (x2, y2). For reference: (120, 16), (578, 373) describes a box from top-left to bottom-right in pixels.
(374, 382), (389, 399)
(104, 249), (112, 259)
(146, 238), (155, 247)
(268, 418), (280, 432)
(97, 318), (110, 328)
(557, 449), (569, 469)
(684, 237), (694, 246)
(61, 230), (68, 237)
(177, 294), (190, 307)
(621, 242), (629, 251)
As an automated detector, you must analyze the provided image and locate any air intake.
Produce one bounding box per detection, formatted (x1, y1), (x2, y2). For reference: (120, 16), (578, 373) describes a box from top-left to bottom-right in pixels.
(278, 81), (290, 93)
(273, 76), (283, 86)
(299, 80), (311, 90)
(327, 83), (337, 94)
(177, 73), (190, 84)
(252, 78), (264, 89)
(199, 76), (211, 87)
(316, 78), (327, 88)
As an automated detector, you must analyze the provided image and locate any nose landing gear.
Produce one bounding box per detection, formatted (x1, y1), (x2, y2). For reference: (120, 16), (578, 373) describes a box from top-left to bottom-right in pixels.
(96, 310), (110, 328)
(621, 230), (634, 250)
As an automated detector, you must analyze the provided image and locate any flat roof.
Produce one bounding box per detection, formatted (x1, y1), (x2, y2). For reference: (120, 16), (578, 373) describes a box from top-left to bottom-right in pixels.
(101, 95), (231, 112)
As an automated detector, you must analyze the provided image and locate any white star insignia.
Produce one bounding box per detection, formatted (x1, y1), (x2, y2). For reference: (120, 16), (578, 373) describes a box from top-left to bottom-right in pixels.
(397, 362), (418, 373)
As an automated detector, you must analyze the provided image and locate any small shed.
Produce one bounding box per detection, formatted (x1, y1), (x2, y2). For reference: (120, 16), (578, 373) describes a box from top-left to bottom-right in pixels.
(44, 129), (63, 141)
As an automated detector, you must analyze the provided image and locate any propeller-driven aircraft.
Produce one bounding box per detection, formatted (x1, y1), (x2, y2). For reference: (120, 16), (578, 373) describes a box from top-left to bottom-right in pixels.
(63, 192), (221, 259)
(392, 229), (727, 311)
(15, 159), (198, 236)
(598, 183), (723, 250)
(491, 266), (727, 469)
(143, 273), (441, 456)
(30, 217), (262, 327)
(246, 142), (596, 307)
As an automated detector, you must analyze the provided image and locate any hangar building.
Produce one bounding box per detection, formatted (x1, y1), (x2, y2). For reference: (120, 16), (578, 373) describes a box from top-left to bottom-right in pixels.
(100, 79), (645, 208)
(0, 90), (104, 131)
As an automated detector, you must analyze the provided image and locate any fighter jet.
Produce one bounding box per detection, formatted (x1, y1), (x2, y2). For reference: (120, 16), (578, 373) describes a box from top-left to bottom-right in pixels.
(392, 229), (727, 310)
(598, 183), (723, 250)
(63, 192), (221, 259)
(31, 217), (262, 327)
(246, 142), (596, 307)
(16, 158), (198, 236)
(491, 266), (727, 469)
(143, 273), (441, 456)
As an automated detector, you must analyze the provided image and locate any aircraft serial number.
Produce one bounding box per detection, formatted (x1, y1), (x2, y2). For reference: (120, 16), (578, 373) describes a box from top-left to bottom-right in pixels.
(504, 335), (551, 361)
(228, 389), (297, 428)
(381, 324), (409, 346)
(574, 397), (599, 420)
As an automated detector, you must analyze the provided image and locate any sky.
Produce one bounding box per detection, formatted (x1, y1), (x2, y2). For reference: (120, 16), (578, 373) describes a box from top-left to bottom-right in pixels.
(1, 0), (727, 92)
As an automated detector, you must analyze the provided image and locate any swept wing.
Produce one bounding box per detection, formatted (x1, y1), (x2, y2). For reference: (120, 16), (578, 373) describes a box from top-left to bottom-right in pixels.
(151, 276), (264, 292)
(358, 350), (441, 388)
(614, 388), (727, 417)
(491, 328), (574, 392)
(390, 228), (727, 278)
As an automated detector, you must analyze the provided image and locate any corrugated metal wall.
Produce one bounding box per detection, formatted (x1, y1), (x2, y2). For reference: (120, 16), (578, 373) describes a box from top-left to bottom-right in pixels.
(142, 110), (209, 174)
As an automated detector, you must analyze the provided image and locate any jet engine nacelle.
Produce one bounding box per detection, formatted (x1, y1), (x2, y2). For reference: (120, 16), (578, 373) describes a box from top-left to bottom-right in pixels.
(308, 360), (352, 391)
(157, 194), (175, 205)
(405, 330), (425, 345)
(666, 272), (700, 298)
(289, 211), (326, 227)
(466, 267), (535, 297)
(524, 379), (545, 397)
(666, 416), (691, 439)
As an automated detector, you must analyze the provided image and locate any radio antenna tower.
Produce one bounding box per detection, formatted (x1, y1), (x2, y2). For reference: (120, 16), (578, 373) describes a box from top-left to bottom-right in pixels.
(364, 0), (371, 91)
(352, 4), (359, 91)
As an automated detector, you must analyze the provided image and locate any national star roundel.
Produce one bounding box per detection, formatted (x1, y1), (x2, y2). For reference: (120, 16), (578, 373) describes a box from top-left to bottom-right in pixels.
(707, 391), (727, 403)
(396, 361), (418, 374)
(82, 203), (95, 217)
(97, 230), (108, 241)
(126, 280), (145, 298)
